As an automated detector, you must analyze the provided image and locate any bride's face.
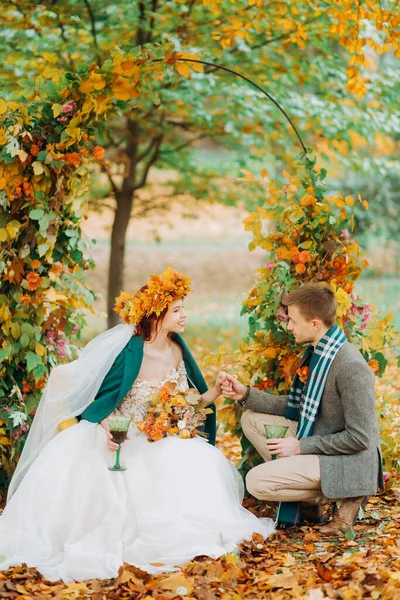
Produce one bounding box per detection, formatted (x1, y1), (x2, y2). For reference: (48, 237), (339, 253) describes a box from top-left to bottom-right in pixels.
(161, 299), (187, 334)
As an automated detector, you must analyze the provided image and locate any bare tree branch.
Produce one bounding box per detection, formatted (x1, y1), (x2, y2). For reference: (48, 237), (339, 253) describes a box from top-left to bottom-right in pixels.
(250, 15), (324, 51)
(159, 134), (208, 156)
(133, 134), (164, 191)
(82, 0), (99, 51)
(137, 136), (162, 163)
(147, 0), (159, 44)
(103, 169), (120, 197)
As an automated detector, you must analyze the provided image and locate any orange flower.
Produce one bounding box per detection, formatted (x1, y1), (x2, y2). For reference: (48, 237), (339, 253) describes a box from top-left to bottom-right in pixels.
(343, 280), (354, 294)
(297, 366), (309, 384)
(275, 247), (289, 261)
(27, 272), (41, 291)
(20, 294), (33, 304)
(289, 247), (300, 263)
(65, 152), (81, 167)
(30, 144), (39, 156)
(368, 359), (379, 373)
(298, 250), (311, 264)
(22, 380), (32, 393)
(35, 377), (46, 390)
(49, 263), (63, 277)
(295, 263), (306, 274)
(22, 181), (32, 197)
(31, 259), (41, 270)
(159, 385), (170, 403)
(93, 146), (106, 162)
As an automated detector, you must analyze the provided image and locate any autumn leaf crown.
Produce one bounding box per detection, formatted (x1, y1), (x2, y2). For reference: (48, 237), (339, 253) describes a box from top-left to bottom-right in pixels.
(114, 267), (192, 325)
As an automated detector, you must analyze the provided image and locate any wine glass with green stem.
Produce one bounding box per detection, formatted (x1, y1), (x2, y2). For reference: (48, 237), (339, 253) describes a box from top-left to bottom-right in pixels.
(108, 416), (131, 471)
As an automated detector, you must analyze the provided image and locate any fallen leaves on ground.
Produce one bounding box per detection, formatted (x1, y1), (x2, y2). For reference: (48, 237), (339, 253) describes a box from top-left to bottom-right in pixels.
(1, 431), (400, 599)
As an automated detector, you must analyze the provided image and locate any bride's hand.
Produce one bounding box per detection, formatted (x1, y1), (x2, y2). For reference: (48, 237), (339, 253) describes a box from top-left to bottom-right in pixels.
(102, 423), (130, 452)
(105, 430), (119, 452)
(216, 370), (236, 394)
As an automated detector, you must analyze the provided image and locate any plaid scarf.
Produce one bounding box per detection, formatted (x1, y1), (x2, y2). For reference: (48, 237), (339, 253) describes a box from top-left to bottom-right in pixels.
(277, 325), (346, 529)
(285, 324), (347, 439)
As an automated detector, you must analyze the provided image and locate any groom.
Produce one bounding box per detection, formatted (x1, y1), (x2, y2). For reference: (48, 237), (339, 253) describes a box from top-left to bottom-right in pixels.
(221, 283), (383, 535)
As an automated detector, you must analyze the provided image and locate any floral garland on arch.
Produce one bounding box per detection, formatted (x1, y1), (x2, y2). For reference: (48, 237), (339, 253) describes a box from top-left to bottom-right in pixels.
(210, 153), (398, 474)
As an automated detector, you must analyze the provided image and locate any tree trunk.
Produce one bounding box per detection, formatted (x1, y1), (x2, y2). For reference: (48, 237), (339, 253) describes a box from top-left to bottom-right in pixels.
(107, 189), (134, 328)
(107, 119), (139, 329)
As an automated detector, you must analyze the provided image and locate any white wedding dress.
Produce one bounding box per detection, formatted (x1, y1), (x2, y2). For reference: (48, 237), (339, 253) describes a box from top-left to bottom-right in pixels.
(0, 361), (274, 582)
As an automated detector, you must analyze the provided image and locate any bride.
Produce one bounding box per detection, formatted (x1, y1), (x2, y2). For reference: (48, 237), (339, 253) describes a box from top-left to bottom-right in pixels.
(0, 268), (274, 582)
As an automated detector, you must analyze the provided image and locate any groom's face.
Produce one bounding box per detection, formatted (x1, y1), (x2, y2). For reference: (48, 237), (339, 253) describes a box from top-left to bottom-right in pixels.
(287, 305), (321, 345)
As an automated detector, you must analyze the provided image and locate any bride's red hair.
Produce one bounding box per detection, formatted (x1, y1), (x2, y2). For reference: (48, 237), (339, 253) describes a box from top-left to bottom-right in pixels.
(134, 286), (169, 341)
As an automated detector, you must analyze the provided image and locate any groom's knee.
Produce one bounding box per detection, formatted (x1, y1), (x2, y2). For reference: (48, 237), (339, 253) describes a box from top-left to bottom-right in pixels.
(246, 466), (277, 501)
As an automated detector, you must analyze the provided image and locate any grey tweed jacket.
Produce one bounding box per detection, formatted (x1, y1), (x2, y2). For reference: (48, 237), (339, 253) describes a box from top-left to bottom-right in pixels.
(245, 341), (384, 499)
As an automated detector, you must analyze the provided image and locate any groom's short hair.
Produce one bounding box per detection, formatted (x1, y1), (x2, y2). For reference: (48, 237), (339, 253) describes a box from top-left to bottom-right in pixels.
(282, 283), (337, 327)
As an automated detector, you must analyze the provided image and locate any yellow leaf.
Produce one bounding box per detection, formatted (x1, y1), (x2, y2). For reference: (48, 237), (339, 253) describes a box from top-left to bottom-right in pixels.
(0, 228), (8, 242)
(0, 99), (7, 115)
(176, 62), (191, 78)
(17, 148), (28, 162)
(42, 52), (58, 64)
(6, 220), (20, 239)
(92, 73), (106, 91)
(52, 103), (63, 118)
(0, 437), (11, 446)
(32, 161), (44, 175)
(35, 342), (45, 356)
(44, 288), (68, 303)
(42, 65), (61, 80)
(218, 405), (239, 428)
(110, 77), (140, 101)
(238, 169), (254, 182)
(287, 204), (304, 222)
(299, 240), (313, 249)
(262, 347), (277, 359)
(80, 79), (93, 94)
(335, 288), (352, 317)
(11, 322), (21, 340)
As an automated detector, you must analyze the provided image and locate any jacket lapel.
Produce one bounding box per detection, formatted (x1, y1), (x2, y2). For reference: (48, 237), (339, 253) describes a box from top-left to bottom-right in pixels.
(117, 336), (144, 405)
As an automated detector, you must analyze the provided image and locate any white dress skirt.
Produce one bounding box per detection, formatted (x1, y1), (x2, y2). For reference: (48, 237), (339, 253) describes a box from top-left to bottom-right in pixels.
(0, 362), (274, 582)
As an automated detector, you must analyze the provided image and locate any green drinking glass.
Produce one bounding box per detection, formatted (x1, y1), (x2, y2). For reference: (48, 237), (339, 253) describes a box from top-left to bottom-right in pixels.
(108, 416), (131, 472)
(264, 424), (289, 461)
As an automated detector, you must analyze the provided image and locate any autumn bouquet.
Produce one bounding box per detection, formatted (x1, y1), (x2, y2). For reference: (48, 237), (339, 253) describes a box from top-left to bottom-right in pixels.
(136, 382), (213, 442)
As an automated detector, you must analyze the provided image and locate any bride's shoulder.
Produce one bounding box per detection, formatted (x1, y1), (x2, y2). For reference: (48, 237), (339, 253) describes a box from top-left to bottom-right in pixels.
(170, 337), (184, 362)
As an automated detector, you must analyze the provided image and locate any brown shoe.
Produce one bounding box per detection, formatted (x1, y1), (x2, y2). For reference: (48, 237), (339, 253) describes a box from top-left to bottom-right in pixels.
(319, 496), (365, 536)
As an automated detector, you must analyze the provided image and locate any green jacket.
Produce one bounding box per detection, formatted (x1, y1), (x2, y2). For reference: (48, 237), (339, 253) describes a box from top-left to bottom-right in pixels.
(80, 333), (216, 446)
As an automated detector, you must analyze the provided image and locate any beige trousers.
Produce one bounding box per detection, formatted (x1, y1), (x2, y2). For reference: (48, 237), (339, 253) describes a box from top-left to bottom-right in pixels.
(242, 410), (322, 503)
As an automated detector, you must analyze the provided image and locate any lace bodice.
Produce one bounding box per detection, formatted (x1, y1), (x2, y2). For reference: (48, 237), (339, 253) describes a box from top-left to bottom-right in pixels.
(114, 360), (189, 423)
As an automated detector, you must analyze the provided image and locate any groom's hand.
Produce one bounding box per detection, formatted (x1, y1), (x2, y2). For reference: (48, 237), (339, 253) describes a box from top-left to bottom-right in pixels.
(220, 373), (247, 401)
(266, 437), (301, 457)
